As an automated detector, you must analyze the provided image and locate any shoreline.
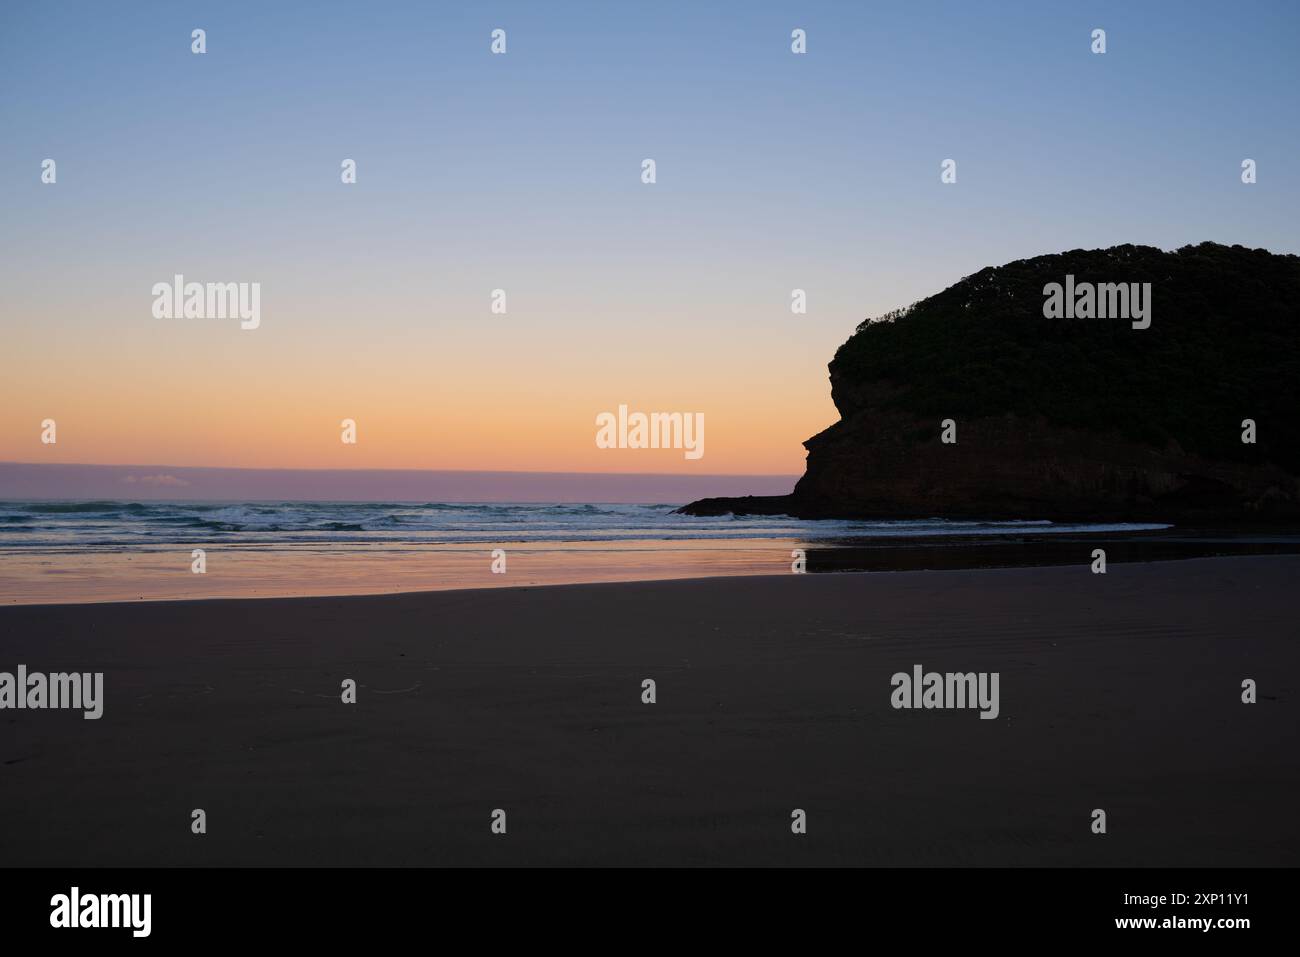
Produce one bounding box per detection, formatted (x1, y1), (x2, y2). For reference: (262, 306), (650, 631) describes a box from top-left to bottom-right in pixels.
(5, 544), (1300, 611)
(4, 525), (1300, 607)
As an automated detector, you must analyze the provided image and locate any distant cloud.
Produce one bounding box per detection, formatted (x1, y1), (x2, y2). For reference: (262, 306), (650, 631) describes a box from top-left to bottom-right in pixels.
(121, 474), (190, 488)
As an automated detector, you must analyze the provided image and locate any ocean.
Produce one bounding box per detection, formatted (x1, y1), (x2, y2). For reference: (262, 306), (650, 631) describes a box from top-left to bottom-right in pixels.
(0, 501), (1168, 604)
(0, 500), (1166, 548)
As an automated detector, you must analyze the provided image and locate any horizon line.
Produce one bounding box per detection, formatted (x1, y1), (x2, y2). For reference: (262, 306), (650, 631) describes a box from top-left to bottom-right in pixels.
(0, 460), (799, 480)
(0, 461), (799, 505)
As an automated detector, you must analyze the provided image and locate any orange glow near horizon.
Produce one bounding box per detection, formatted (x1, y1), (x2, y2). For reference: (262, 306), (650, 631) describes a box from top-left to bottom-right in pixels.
(1, 311), (840, 474)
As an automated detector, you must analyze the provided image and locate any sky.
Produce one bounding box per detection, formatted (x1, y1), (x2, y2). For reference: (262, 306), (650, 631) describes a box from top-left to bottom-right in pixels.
(2, 0), (1297, 489)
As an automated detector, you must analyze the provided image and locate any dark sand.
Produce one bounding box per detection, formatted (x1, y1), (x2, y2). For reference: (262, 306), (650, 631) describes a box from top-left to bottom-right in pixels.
(1, 556), (1297, 866)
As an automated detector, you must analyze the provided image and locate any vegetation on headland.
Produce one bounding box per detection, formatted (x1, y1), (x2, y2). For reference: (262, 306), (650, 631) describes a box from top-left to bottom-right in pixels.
(832, 243), (1299, 471)
(682, 243), (1300, 521)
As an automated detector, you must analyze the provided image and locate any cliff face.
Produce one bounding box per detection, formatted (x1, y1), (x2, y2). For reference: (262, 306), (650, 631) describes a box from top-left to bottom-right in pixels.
(683, 243), (1300, 523)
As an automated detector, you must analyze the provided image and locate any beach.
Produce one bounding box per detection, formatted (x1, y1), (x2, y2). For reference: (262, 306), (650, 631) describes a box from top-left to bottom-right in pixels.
(7, 498), (1292, 606)
(1, 554), (1296, 867)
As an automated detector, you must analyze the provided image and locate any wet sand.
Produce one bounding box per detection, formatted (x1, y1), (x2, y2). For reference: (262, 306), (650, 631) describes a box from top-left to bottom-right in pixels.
(5, 524), (1297, 606)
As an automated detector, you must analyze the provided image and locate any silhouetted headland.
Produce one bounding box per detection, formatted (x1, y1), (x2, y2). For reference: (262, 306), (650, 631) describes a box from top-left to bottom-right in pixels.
(682, 243), (1300, 523)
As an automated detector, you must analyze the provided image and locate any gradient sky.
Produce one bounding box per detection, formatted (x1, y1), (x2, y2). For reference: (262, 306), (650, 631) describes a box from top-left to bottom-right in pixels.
(2, 0), (1297, 478)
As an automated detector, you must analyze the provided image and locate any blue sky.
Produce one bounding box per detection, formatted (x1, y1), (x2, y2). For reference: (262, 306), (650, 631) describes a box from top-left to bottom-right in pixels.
(1, 0), (1297, 481)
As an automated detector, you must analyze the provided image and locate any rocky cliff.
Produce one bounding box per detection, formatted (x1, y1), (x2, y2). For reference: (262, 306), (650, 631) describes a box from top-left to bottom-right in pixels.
(682, 243), (1300, 523)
